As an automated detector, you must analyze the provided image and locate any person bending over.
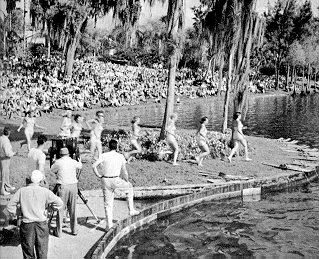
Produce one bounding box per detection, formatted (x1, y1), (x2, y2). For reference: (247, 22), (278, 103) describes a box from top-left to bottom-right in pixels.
(92, 139), (140, 230)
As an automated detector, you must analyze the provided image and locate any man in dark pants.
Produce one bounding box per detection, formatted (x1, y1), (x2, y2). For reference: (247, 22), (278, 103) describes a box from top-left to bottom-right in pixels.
(7, 170), (63, 259)
(51, 147), (82, 236)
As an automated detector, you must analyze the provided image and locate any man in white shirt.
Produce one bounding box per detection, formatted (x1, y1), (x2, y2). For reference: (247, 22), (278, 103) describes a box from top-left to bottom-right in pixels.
(51, 147), (82, 237)
(92, 139), (140, 230)
(7, 170), (63, 259)
(0, 127), (16, 195)
(27, 135), (47, 185)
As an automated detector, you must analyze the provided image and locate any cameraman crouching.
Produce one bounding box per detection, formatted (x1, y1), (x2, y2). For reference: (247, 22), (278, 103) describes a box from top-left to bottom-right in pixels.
(51, 148), (82, 237)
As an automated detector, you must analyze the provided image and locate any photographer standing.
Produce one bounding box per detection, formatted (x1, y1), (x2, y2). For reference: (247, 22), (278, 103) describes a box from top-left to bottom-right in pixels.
(51, 148), (82, 237)
(92, 139), (140, 230)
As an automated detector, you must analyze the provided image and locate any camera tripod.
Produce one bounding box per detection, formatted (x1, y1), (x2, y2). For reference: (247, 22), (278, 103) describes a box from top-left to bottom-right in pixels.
(49, 137), (100, 224)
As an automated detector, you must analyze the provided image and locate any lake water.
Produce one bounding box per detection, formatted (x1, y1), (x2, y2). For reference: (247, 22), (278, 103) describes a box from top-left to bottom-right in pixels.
(108, 183), (319, 259)
(106, 93), (319, 258)
(103, 94), (319, 148)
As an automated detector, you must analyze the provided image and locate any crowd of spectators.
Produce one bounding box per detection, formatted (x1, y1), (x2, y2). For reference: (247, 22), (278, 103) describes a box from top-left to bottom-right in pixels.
(0, 56), (271, 119)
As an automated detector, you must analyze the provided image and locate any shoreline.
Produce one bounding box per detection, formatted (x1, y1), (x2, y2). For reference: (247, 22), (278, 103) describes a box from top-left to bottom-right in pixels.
(0, 89), (291, 135)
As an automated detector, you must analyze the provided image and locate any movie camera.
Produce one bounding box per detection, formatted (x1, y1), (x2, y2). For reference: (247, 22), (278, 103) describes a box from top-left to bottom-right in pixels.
(48, 137), (80, 166)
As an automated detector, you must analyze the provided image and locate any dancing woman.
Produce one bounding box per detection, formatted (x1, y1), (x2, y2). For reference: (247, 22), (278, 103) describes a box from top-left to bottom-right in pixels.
(86, 111), (104, 160)
(59, 110), (72, 138)
(17, 111), (46, 151)
(227, 112), (251, 162)
(124, 116), (142, 163)
(159, 113), (179, 165)
(71, 114), (84, 139)
(195, 116), (210, 166)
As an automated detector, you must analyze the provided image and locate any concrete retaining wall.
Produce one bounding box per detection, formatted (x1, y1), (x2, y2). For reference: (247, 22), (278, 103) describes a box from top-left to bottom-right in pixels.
(91, 169), (318, 259)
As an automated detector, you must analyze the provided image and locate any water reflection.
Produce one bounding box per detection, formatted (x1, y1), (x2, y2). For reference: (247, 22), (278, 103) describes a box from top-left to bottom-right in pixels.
(102, 94), (319, 148)
(109, 183), (319, 259)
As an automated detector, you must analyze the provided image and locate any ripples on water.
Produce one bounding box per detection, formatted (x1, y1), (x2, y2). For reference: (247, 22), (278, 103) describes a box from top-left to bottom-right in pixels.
(103, 94), (319, 148)
(109, 183), (319, 259)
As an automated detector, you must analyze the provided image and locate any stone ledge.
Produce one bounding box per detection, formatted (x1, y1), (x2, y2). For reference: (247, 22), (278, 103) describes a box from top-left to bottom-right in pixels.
(91, 168), (319, 259)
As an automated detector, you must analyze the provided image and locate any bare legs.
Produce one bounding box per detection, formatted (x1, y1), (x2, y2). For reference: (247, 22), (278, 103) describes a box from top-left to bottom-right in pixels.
(159, 137), (179, 165)
(227, 139), (251, 162)
(20, 129), (33, 151)
(195, 142), (210, 166)
(125, 140), (142, 163)
(90, 138), (102, 160)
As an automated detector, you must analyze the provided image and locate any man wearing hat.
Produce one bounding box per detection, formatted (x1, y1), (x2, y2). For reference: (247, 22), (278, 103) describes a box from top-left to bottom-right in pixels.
(7, 170), (63, 259)
(51, 147), (82, 237)
(0, 127), (16, 195)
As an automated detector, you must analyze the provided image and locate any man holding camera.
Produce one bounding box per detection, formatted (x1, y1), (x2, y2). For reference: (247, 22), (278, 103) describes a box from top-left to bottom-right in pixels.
(92, 139), (140, 230)
(51, 147), (82, 237)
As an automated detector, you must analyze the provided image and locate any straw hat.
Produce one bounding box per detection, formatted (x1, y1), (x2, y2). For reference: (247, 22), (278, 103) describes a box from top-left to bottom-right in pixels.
(60, 148), (69, 156)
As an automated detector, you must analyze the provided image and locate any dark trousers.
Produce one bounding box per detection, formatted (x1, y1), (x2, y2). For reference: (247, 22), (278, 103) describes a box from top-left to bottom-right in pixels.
(20, 221), (49, 259)
(56, 183), (78, 236)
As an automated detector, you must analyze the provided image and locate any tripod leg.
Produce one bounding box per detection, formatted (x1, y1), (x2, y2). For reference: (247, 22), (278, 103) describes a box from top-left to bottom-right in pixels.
(77, 189), (100, 222)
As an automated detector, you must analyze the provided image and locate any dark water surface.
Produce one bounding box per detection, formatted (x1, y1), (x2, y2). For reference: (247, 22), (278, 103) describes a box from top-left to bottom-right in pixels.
(103, 94), (319, 148)
(109, 183), (319, 259)
(105, 94), (319, 258)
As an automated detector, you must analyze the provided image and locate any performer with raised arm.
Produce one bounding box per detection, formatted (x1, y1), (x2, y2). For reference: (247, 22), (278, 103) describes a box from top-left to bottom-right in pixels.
(195, 116), (210, 166)
(124, 116), (142, 163)
(71, 114), (84, 139)
(17, 111), (46, 151)
(86, 111), (104, 160)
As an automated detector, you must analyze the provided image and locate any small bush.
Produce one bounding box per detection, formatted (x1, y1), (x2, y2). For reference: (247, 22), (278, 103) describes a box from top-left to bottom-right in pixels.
(100, 129), (232, 161)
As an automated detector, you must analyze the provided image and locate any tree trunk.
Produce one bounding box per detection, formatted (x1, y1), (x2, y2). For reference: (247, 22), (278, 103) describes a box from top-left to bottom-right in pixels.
(290, 65), (295, 84)
(285, 63), (290, 91)
(3, 26), (6, 58)
(212, 57), (216, 75)
(65, 38), (78, 78)
(204, 57), (213, 80)
(160, 0), (184, 139)
(275, 60), (280, 90)
(294, 65), (297, 90)
(292, 65), (296, 95)
(64, 17), (88, 77)
(307, 63), (310, 93)
(47, 22), (51, 59)
(301, 66), (305, 95)
(23, 0), (26, 56)
(160, 53), (177, 139)
(222, 49), (235, 133)
(217, 55), (224, 95)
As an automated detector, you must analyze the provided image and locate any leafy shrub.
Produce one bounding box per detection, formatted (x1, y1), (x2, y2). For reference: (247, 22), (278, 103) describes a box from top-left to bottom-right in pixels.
(100, 128), (232, 161)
